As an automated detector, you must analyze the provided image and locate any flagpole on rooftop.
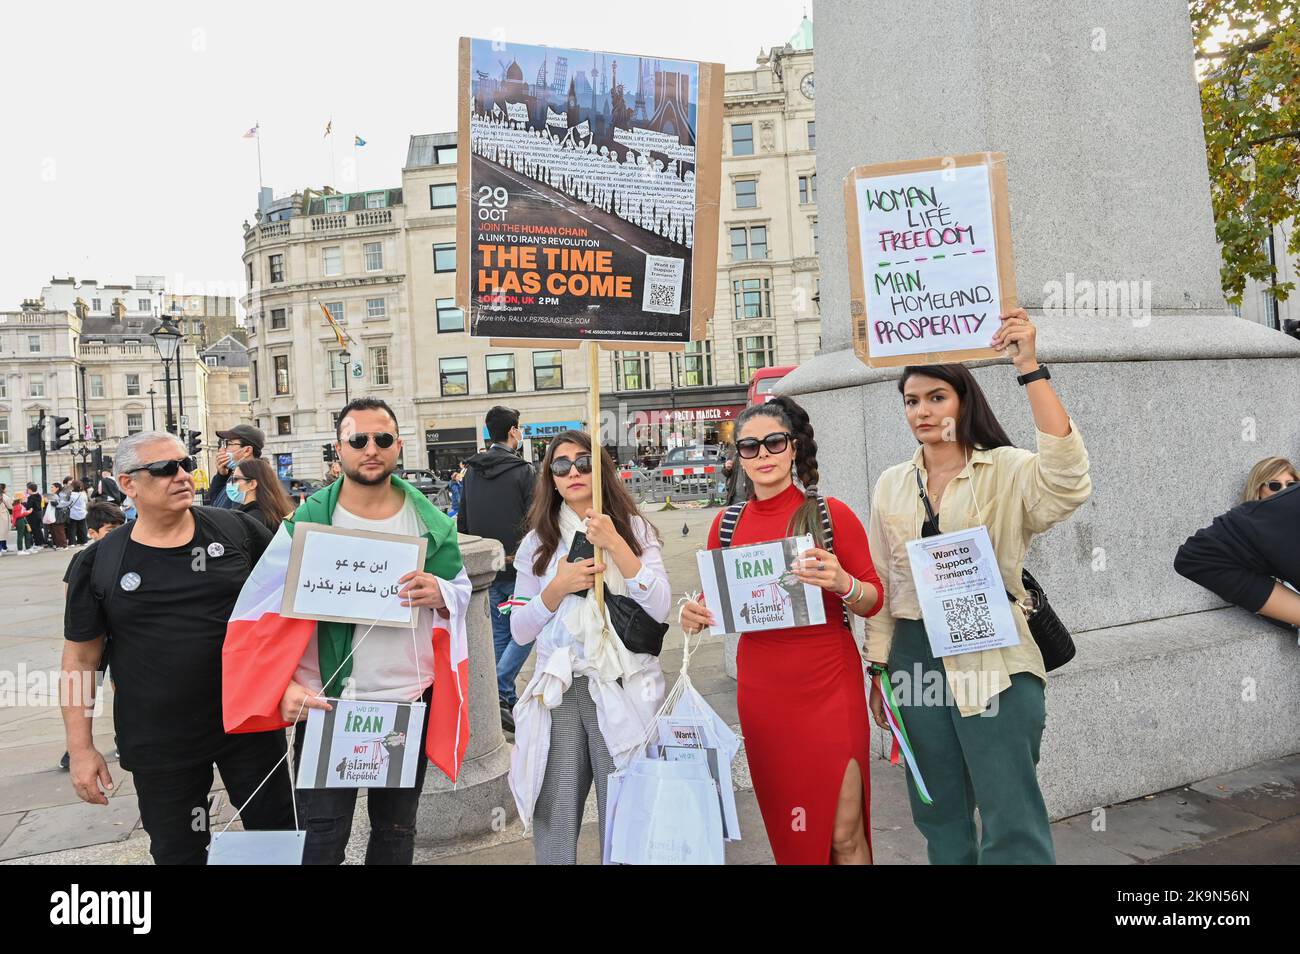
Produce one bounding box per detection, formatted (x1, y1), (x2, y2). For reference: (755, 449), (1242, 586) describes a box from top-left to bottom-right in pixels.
(255, 120), (263, 192)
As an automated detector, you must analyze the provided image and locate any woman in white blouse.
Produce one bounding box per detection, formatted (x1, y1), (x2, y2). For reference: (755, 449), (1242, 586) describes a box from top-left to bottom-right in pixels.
(507, 429), (670, 864)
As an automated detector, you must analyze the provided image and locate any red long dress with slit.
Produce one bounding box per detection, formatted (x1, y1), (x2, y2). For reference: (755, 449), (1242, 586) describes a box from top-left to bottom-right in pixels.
(707, 483), (883, 864)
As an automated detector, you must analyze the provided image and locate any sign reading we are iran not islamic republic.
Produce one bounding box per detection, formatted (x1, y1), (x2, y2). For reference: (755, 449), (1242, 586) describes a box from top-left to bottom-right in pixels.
(455, 36), (724, 346)
(844, 152), (1018, 367)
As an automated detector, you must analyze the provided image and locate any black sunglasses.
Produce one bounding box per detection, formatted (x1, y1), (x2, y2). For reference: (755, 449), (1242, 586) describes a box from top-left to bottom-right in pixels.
(126, 457), (197, 478)
(344, 432), (397, 451)
(1265, 479), (1297, 493)
(550, 454), (593, 477)
(736, 432), (793, 459)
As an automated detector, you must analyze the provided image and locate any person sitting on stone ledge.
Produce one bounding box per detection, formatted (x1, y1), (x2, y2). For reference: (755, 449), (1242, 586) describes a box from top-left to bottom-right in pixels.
(1176, 479), (1300, 629)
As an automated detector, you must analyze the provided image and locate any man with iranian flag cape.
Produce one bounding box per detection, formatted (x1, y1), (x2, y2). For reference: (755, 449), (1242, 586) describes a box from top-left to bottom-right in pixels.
(222, 398), (472, 864)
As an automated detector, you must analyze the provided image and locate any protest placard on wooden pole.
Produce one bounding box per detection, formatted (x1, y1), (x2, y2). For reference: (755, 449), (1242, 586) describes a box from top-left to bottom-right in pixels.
(455, 35), (723, 621)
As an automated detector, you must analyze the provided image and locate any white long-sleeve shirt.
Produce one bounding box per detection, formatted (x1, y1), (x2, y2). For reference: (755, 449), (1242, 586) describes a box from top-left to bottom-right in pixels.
(509, 515), (672, 660)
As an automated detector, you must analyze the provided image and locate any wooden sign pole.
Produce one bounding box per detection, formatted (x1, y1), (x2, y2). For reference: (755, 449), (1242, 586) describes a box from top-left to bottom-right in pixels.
(587, 341), (605, 620)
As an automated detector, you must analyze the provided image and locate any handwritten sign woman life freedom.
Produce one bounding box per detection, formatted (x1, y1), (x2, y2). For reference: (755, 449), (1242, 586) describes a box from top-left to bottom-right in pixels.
(854, 162), (1004, 359)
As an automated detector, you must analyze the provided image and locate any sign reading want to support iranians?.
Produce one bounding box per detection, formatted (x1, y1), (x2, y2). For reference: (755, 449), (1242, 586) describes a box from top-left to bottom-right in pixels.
(456, 37), (723, 345)
(844, 152), (1018, 368)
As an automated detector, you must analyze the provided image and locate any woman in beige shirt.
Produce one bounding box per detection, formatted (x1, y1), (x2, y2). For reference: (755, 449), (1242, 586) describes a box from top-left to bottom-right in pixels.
(865, 309), (1092, 864)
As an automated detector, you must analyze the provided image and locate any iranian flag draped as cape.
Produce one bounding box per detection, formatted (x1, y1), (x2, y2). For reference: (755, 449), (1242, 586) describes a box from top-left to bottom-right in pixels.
(222, 475), (472, 781)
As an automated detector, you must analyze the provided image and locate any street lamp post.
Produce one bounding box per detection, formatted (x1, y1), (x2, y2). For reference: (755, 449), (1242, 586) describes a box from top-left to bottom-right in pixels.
(150, 314), (183, 434)
(147, 387), (157, 430)
(339, 349), (352, 404)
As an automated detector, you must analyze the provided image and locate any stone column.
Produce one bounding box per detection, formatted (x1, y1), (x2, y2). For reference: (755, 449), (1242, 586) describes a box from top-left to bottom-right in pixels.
(416, 533), (515, 842)
(768, 0), (1300, 817)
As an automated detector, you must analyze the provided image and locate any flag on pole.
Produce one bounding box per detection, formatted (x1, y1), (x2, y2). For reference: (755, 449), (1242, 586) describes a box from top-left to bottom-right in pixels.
(243, 124), (259, 139)
(323, 118), (333, 138)
(354, 134), (366, 147)
(316, 299), (348, 348)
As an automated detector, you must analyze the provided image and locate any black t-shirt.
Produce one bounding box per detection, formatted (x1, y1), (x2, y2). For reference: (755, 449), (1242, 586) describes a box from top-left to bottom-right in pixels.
(64, 508), (273, 772)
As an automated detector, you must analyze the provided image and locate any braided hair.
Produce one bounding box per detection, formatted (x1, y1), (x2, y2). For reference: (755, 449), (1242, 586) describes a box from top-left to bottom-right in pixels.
(733, 395), (826, 547)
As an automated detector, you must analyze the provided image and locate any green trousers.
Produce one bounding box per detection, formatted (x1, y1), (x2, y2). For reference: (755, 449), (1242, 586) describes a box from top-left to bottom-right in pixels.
(888, 618), (1055, 865)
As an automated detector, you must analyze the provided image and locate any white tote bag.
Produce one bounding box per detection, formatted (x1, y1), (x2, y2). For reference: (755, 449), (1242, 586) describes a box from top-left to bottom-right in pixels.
(609, 756), (724, 865)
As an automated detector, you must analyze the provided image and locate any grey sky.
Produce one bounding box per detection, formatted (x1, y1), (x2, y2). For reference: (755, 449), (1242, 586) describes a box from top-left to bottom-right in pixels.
(0, 0), (811, 313)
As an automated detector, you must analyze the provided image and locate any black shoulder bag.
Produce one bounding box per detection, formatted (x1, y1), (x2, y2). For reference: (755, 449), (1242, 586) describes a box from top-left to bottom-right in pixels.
(567, 531), (668, 657)
(913, 468), (1074, 671)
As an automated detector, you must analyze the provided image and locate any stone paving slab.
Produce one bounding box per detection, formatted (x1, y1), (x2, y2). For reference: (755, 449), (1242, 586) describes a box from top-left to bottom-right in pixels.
(0, 793), (140, 861)
(1188, 755), (1300, 823)
(1147, 815), (1300, 865)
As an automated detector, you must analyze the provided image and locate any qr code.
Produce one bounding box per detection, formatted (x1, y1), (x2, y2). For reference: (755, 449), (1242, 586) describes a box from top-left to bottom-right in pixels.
(647, 283), (676, 308)
(941, 593), (995, 643)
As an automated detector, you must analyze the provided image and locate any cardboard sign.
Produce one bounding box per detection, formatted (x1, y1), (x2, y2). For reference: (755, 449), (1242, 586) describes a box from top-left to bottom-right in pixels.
(905, 525), (1021, 657)
(695, 535), (826, 635)
(456, 37), (722, 345)
(280, 523), (427, 627)
(295, 699), (427, 789)
(844, 152), (1017, 367)
(207, 830), (306, 865)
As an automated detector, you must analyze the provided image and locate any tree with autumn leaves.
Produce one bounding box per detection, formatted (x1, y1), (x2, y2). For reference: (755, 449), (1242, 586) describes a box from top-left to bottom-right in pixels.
(1193, 0), (1299, 312)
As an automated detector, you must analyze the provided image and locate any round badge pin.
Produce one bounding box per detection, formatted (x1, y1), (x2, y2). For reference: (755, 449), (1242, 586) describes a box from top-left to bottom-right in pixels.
(119, 572), (141, 592)
(207, 542), (225, 558)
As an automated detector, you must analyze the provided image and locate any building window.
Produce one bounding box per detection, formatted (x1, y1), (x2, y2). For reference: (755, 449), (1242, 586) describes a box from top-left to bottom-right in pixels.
(277, 415), (293, 435)
(274, 354), (290, 395)
(126, 412), (143, 435)
(251, 359), (259, 398)
(270, 307), (287, 330)
(323, 301), (344, 325)
(269, 254), (284, 283)
(365, 192), (385, 209)
(125, 373), (140, 396)
(807, 120), (816, 150)
(137, 298), (150, 312)
(533, 350), (563, 390)
(732, 278), (773, 319)
(91, 415), (107, 440)
(729, 225), (767, 261)
(734, 179), (757, 209)
(370, 346), (390, 386)
(430, 183), (456, 208)
(89, 374), (105, 398)
(92, 298), (102, 311)
(439, 357), (469, 395)
(323, 246), (342, 276)
(366, 297), (386, 319)
(328, 350), (346, 391)
(325, 196), (346, 213)
(681, 340), (713, 387)
(486, 353), (515, 393)
(798, 173), (817, 205)
(731, 123), (753, 156)
(363, 242), (383, 271)
(736, 335), (775, 383)
(27, 335), (41, 353)
(436, 298), (464, 333)
(29, 376), (45, 398)
(435, 145), (457, 165)
(434, 243), (456, 272)
(238, 383), (249, 403)
(0, 376), (6, 398)
(614, 352), (652, 391)
(0, 415), (8, 446)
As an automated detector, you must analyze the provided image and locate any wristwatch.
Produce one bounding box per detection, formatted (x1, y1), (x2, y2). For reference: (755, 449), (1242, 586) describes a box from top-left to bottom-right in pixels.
(1016, 364), (1051, 386)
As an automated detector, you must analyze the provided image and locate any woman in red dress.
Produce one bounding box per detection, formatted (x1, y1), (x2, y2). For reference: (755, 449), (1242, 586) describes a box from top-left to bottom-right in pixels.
(680, 396), (883, 864)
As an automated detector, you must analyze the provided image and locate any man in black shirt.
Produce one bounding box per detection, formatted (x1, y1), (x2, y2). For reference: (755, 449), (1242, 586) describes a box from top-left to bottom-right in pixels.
(61, 431), (294, 865)
(1175, 481), (1300, 625)
(457, 405), (535, 726)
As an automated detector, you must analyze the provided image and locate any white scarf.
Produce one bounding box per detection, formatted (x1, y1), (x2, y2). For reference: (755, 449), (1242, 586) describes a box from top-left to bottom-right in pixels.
(557, 503), (644, 684)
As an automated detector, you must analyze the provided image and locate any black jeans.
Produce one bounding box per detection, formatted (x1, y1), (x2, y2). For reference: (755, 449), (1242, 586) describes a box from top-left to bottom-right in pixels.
(291, 688), (432, 865)
(131, 730), (295, 865)
(69, 517), (88, 545)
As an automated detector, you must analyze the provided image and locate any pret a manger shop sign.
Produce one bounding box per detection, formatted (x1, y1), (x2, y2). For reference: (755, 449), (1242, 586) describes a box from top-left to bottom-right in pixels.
(845, 152), (1017, 367)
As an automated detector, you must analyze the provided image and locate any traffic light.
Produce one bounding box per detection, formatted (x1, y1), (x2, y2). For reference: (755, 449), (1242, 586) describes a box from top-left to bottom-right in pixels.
(52, 416), (73, 450)
(322, 442), (337, 463)
(186, 430), (202, 456)
(26, 425), (42, 452)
